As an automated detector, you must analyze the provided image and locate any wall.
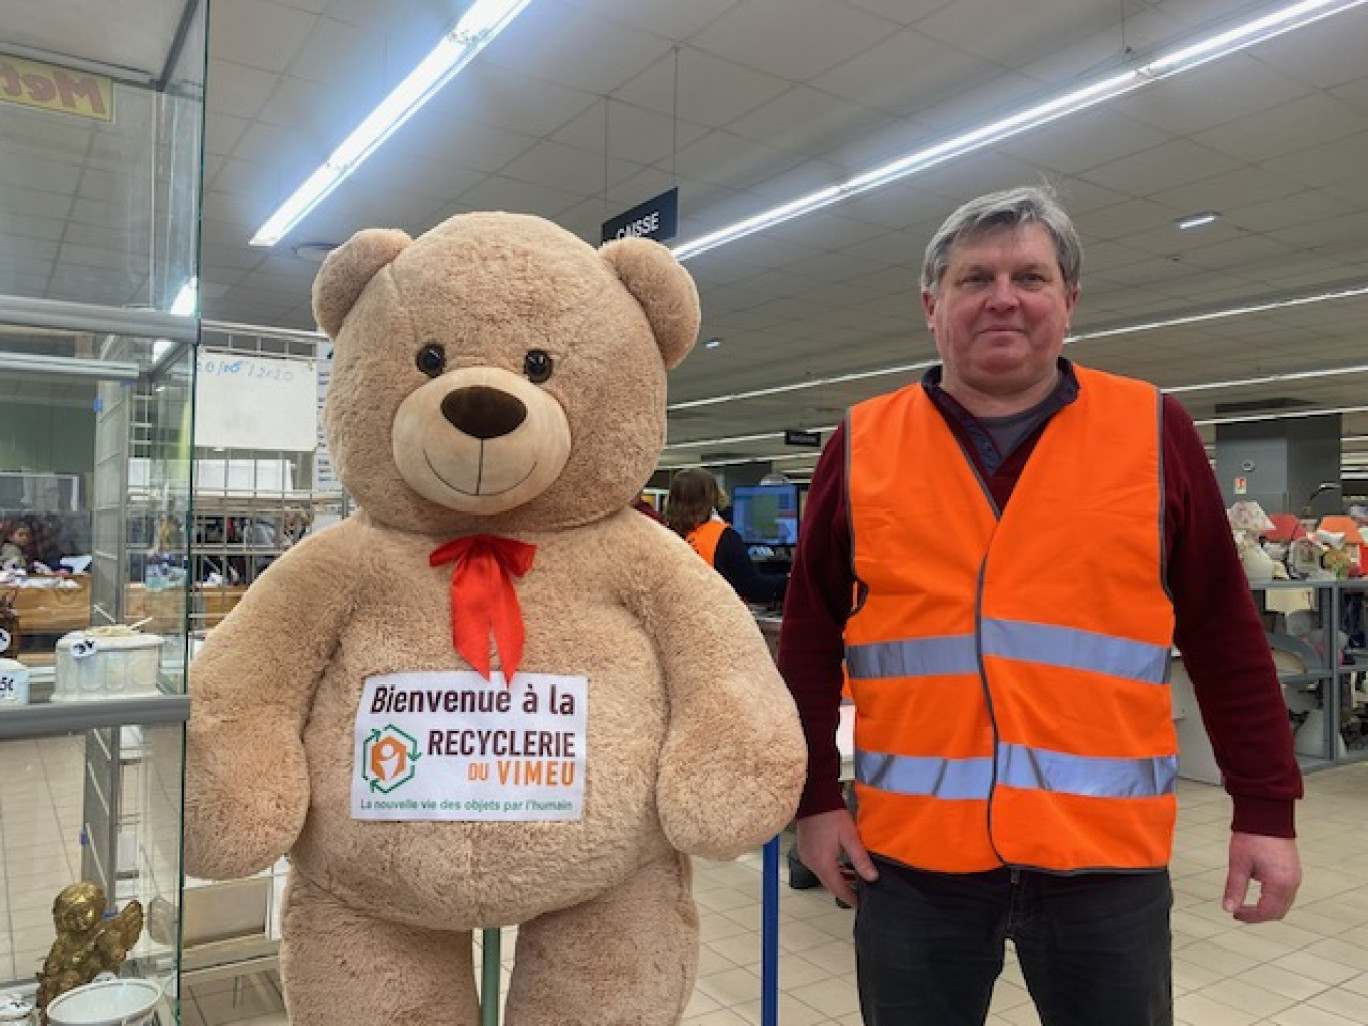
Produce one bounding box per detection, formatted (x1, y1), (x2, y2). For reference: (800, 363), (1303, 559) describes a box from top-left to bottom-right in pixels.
(0, 393), (96, 489)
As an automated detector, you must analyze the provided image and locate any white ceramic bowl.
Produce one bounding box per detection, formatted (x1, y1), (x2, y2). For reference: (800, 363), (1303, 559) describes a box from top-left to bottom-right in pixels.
(45, 978), (163, 1026)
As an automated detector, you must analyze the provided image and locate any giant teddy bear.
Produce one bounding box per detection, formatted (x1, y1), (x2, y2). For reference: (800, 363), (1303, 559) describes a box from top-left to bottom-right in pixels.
(183, 212), (807, 1025)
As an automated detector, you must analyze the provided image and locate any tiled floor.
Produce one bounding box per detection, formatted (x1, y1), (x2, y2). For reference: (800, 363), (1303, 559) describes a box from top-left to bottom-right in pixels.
(5, 735), (1367, 1025)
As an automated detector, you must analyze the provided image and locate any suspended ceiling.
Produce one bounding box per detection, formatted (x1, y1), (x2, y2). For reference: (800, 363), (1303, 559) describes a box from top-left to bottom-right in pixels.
(3, 0), (1368, 486)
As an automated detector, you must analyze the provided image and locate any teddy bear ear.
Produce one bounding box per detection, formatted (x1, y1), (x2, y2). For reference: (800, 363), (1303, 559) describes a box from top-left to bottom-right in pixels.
(600, 237), (700, 370)
(311, 228), (413, 338)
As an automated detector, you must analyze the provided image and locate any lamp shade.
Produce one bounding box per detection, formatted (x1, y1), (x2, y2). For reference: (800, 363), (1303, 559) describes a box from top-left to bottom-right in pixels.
(1263, 514), (1306, 543)
(1317, 515), (1364, 546)
(1227, 500), (1275, 533)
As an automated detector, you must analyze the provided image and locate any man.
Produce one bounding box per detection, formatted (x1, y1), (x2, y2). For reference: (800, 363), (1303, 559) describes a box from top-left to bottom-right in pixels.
(777, 185), (1303, 1026)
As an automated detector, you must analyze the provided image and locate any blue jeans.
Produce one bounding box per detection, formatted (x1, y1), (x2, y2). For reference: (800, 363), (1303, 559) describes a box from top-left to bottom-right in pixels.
(854, 858), (1173, 1025)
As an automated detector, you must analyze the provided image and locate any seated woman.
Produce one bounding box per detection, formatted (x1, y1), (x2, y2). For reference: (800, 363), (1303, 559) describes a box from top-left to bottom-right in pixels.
(0, 520), (33, 570)
(665, 469), (786, 605)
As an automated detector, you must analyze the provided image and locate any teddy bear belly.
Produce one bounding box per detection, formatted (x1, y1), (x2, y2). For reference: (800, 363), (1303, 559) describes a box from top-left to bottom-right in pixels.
(289, 799), (674, 930)
(288, 666), (676, 930)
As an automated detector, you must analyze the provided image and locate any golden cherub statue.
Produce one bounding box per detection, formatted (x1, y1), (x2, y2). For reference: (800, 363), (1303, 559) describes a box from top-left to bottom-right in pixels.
(35, 882), (144, 1023)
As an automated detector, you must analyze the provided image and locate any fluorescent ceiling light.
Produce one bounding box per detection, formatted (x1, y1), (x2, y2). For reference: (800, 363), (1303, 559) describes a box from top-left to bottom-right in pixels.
(667, 281), (1368, 415)
(1165, 363), (1368, 394)
(669, 452), (823, 470)
(1072, 283), (1368, 342)
(669, 358), (937, 412)
(667, 431), (788, 451)
(1176, 212), (1220, 230)
(250, 0), (532, 247)
(670, 0), (1368, 262)
(666, 427), (835, 452)
(1194, 404), (1368, 427)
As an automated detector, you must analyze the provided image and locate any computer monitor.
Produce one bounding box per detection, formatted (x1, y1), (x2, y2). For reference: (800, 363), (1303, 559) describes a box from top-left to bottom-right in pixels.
(731, 483), (800, 546)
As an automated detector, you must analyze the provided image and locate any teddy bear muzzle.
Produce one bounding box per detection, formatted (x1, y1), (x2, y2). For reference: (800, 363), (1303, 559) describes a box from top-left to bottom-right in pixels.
(391, 366), (572, 514)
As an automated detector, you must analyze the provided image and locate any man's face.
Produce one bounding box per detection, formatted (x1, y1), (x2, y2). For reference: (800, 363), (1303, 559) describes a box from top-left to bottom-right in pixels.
(922, 222), (1078, 404)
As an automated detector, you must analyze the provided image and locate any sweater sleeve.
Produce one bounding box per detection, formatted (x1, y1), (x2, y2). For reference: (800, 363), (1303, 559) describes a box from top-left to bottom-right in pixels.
(1162, 395), (1303, 837)
(777, 426), (854, 817)
(713, 526), (787, 603)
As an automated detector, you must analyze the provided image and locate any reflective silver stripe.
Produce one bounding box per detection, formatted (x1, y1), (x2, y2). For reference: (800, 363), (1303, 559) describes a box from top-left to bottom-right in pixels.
(847, 621), (1168, 684)
(982, 618), (1168, 685)
(997, 743), (1177, 798)
(846, 635), (978, 680)
(856, 744), (1177, 800)
(855, 750), (993, 800)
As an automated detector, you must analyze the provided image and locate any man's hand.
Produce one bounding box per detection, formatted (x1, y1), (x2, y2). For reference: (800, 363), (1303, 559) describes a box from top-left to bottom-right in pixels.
(796, 808), (879, 908)
(1222, 832), (1301, 923)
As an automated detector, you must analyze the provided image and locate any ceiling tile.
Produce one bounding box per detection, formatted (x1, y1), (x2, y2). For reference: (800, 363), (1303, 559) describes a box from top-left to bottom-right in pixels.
(1111, 54), (1313, 137)
(1245, 10), (1368, 90)
(813, 28), (996, 118)
(482, 4), (672, 96)
(205, 60), (278, 119)
(210, 0), (317, 74)
(690, 0), (897, 82)
(1080, 139), (1244, 197)
(614, 46), (792, 129)
(1199, 93), (1368, 164)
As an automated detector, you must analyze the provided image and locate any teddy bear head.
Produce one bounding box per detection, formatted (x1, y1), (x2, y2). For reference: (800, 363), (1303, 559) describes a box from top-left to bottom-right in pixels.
(312, 212), (699, 535)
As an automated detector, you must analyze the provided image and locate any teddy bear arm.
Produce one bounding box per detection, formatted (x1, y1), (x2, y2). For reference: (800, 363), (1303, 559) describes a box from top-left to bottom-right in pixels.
(184, 530), (358, 879)
(635, 547), (807, 858)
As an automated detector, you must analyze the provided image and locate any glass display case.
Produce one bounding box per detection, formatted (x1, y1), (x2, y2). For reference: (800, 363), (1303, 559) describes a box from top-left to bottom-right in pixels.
(0, 1), (206, 1020)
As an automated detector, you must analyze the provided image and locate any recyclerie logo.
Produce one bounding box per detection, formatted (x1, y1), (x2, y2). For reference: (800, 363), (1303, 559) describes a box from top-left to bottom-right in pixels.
(362, 725), (421, 793)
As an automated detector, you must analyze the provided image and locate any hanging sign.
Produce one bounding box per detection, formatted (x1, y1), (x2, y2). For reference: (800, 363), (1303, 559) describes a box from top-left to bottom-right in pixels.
(784, 429), (822, 448)
(0, 54), (113, 121)
(601, 187), (678, 243)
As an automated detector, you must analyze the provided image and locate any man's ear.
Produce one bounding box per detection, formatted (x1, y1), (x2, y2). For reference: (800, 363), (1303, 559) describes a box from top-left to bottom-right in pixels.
(312, 228), (412, 337)
(600, 237), (700, 370)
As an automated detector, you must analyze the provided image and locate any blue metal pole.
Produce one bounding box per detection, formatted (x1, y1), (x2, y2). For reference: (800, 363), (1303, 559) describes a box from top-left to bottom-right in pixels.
(761, 836), (781, 1026)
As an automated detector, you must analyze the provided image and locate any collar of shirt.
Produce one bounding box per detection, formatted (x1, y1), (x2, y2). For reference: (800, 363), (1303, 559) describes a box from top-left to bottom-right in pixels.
(920, 358), (1080, 476)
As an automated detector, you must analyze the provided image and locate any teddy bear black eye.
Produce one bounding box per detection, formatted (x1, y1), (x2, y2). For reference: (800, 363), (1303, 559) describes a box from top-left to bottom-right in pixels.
(523, 349), (553, 383)
(416, 344), (446, 378)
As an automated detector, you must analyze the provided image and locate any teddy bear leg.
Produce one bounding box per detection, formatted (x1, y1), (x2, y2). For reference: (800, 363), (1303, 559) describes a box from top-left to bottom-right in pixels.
(280, 870), (480, 1026)
(502, 851), (698, 1026)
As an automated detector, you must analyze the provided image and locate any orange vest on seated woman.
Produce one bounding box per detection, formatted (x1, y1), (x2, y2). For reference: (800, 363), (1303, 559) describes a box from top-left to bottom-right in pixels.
(685, 520), (726, 567)
(845, 366), (1177, 874)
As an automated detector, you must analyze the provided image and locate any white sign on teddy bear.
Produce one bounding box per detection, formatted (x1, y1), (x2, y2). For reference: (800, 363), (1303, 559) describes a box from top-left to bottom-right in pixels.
(184, 212), (807, 1026)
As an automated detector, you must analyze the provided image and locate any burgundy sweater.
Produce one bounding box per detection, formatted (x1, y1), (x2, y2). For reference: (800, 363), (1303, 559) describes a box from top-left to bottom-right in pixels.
(777, 363), (1303, 838)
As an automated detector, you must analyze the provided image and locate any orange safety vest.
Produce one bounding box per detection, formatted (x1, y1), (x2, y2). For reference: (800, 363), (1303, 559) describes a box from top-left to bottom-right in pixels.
(685, 520), (726, 568)
(845, 366), (1177, 873)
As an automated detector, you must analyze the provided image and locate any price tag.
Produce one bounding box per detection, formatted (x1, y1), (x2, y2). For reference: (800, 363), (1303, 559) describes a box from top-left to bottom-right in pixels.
(70, 637), (99, 660)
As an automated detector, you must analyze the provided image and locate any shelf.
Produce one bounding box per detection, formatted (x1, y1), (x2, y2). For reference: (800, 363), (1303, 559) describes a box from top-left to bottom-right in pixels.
(0, 693), (189, 741)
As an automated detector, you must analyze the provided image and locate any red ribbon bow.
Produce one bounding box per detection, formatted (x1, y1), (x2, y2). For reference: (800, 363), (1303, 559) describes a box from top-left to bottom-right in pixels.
(429, 535), (536, 685)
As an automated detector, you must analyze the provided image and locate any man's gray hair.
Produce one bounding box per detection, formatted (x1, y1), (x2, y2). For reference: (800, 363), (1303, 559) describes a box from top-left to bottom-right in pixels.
(921, 185), (1082, 294)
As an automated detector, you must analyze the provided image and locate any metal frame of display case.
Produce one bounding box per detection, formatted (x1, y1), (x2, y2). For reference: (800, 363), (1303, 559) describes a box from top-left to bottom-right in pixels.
(0, 0), (207, 1017)
(1251, 578), (1368, 769)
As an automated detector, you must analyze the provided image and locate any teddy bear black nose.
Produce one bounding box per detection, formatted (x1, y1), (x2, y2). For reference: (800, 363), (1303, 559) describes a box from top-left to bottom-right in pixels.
(441, 386), (528, 440)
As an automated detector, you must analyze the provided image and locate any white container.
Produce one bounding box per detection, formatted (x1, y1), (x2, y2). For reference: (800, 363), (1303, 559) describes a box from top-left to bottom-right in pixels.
(0, 990), (33, 1023)
(53, 631), (164, 701)
(0, 659), (29, 707)
(45, 978), (161, 1026)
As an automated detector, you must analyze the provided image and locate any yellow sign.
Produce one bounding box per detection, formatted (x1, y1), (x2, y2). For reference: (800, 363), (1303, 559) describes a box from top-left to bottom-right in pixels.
(0, 54), (113, 122)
